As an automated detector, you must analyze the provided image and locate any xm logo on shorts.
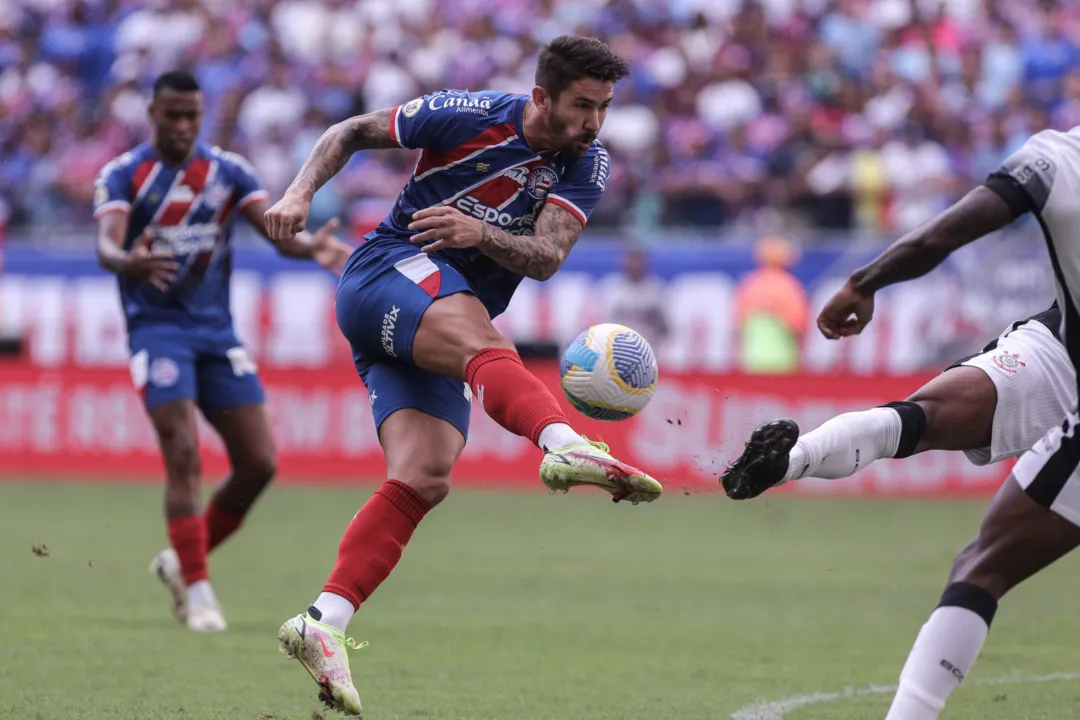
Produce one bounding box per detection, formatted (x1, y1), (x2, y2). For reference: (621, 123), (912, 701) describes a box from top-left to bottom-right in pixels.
(381, 306), (400, 357)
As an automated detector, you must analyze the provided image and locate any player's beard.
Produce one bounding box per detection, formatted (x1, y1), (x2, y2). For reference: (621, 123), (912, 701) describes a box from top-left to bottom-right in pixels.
(571, 134), (595, 158)
(547, 113), (594, 159)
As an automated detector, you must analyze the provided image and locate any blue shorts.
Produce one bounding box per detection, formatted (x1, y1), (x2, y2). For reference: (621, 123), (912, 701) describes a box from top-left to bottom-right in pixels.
(336, 242), (473, 439)
(128, 324), (265, 413)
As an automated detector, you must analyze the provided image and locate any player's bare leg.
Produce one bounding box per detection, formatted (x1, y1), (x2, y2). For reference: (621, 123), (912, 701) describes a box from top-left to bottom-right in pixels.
(149, 403), (274, 626)
(884, 471), (1080, 719)
(722, 366), (995, 499)
(412, 292), (662, 504)
(279, 409), (462, 717)
(202, 403), (277, 551)
(145, 399), (225, 631)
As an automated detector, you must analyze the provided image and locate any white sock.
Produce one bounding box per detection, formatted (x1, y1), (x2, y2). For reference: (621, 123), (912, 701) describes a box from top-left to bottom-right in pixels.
(187, 579), (217, 608)
(783, 407), (903, 482)
(312, 591), (356, 633)
(885, 605), (991, 720)
(538, 422), (582, 452)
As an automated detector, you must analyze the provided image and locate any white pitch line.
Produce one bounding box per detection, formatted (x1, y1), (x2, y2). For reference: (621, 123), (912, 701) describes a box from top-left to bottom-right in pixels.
(731, 671), (1080, 720)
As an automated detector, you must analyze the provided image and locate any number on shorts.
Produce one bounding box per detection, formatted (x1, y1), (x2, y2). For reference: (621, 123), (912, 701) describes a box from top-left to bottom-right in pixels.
(226, 347), (258, 377)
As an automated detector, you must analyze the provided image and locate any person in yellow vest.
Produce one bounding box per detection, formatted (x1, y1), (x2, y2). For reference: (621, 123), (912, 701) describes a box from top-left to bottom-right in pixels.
(734, 235), (809, 373)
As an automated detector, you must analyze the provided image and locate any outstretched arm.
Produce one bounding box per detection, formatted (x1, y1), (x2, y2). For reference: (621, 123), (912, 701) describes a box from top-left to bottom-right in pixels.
(242, 199), (351, 276)
(819, 185), (1019, 339)
(848, 186), (1016, 295)
(407, 203), (584, 281)
(265, 108), (396, 242)
(286, 109), (398, 202)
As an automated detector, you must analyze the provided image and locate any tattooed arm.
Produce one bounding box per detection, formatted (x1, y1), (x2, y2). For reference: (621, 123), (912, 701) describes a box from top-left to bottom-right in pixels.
(265, 108), (397, 241)
(285, 109), (398, 201)
(408, 203), (584, 281)
(477, 205), (583, 280)
(297, 110), (398, 197)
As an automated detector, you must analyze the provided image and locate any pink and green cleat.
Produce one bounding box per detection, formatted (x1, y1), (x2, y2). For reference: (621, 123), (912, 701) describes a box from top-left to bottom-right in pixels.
(539, 436), (663, 505)
(278, 612), (368, 716)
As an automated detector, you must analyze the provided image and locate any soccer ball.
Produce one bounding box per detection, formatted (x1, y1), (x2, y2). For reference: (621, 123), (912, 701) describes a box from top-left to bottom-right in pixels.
(559, 323), (658, 421)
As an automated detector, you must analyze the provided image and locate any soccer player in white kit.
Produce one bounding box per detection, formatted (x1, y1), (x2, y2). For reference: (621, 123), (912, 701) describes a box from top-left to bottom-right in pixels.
(799, 128), (1080, 719)
(721, 302), (1075, 499)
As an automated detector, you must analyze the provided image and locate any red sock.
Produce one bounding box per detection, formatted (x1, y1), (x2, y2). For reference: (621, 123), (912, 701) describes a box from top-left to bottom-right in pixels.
(465, 348), (569, 445)
(167, 515), (208, 586)
(205, 498), (245, 553)
(322, 480), (430, 608)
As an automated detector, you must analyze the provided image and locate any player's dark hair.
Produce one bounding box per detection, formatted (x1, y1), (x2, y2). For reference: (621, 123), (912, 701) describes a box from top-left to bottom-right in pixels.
(153, 70), (200, 97)
(535, 35), (630, 99)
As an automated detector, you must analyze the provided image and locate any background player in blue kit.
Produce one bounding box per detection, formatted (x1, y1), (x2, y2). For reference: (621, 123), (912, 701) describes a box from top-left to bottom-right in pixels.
(264, 36), (659, 714)
(94, 70), (352, 633)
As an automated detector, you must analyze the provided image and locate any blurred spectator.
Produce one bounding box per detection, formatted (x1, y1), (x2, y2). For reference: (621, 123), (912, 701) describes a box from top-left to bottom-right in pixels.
(2, 0), (1080, 236)
(603, 246), (669, 350)
(734, 235), (808, 374)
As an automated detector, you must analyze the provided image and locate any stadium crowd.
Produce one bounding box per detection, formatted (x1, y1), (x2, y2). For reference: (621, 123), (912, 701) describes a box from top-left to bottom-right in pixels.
(0, 0), (1077, 236)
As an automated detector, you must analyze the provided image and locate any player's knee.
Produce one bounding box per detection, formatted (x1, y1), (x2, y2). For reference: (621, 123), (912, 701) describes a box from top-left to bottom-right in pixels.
(152, 408), (200, 477)
(161, 433), (201, 482)
(393, 460), (454, 507)
(238, 451), (277, 486)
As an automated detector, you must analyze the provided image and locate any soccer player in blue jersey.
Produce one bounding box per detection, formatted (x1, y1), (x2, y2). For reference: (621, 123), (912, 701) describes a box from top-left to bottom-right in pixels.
(94, 70), (352, 633)
(264, 36), (659, 714)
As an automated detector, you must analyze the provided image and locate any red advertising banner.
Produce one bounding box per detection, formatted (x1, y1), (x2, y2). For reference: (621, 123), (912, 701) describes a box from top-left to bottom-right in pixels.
(0, 359), (1011, 496)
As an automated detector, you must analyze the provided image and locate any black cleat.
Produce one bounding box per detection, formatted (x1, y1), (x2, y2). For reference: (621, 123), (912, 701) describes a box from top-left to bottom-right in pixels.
(721, 419), (800, 500)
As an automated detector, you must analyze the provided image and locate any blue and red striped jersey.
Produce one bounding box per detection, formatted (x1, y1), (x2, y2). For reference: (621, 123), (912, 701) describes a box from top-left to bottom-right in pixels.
(373, 89), (611, 317)
(94, 142), (268, 330)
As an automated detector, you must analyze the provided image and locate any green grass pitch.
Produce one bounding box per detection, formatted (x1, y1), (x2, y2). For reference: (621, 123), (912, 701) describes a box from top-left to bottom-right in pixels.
(2, 481), (1080, 719)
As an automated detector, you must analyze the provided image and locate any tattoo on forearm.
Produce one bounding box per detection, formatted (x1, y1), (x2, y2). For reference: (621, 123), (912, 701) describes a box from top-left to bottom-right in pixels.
(478, 205), (582, 281)
(289, 108), (397, 199)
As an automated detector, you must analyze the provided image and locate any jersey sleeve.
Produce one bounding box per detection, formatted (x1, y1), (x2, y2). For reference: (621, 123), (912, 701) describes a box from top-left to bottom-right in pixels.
(544, 144), (611, 227)
(983, 131), (1059, 219)
(390, 91), (481, 151)
(219, 150), (269, 210)
(93, 154), (134, 219)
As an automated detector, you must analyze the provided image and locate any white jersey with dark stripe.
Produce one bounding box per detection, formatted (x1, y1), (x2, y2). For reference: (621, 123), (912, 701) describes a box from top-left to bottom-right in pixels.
(984, 129), (1080, 366)
(372, 89), (611, 318)
(984, 127), (1080, 521)
(93, 142), (268, 330)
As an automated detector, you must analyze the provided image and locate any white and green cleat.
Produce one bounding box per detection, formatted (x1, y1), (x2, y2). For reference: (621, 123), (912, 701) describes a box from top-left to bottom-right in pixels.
(540, 437), (663, 505)
(278, 613), (367, 717)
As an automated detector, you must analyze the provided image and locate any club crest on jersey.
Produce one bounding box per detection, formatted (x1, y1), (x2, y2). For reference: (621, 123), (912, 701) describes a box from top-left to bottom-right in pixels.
(149, 357), (180, 388)
(526, 167), (559, 200)
(992, 350), (1026, 375)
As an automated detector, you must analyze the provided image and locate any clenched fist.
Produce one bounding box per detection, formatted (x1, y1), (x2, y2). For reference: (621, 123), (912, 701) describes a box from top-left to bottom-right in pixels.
(264, 192), (311, 242)
(817, 280), (875, 340)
